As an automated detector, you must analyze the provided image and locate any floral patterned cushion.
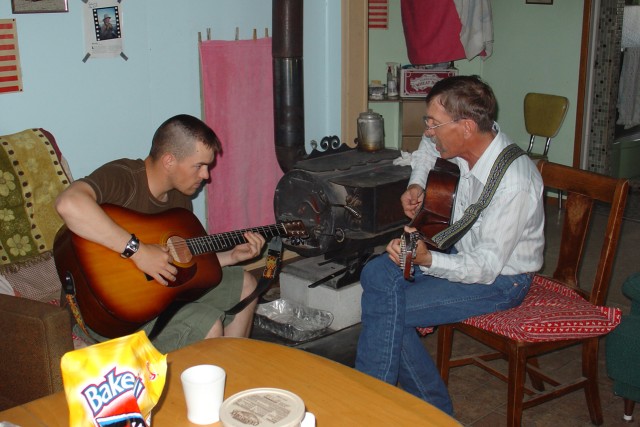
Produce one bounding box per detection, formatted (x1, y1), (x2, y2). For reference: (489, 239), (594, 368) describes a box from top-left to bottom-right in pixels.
(0, 129), (71, 267)
(417, 275), (622, 341)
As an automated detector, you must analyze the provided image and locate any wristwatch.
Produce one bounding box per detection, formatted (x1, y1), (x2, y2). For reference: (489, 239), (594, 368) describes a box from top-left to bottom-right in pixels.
(120, 234), (140, 259)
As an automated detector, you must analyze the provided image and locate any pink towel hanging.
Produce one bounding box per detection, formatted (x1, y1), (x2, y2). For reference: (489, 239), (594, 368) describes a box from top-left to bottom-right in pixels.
(200, 38), (283, 234)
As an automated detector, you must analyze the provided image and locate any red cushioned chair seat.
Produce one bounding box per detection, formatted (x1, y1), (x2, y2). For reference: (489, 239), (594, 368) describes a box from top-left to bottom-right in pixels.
(417, 326), (434, 336)
(417, 275), (621, 339)
(461, 275), (621, 342)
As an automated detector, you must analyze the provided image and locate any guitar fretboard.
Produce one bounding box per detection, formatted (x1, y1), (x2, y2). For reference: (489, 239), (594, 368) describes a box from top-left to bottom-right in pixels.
(186, 224), (287, 255)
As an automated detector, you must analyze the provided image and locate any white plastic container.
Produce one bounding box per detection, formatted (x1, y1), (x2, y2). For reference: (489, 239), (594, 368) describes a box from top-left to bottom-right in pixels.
(220, 388), (306, 427)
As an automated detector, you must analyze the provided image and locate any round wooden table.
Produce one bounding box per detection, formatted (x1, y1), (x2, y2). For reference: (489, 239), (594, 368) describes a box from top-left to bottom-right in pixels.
(0, 337), (460, 426)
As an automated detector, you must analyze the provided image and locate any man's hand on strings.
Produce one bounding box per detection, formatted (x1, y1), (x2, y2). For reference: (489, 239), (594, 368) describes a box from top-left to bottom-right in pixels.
(409, 227), (433, 268)
(387, 225), (418, 266)
(387, 226), (433, 269)
(228, 231), (266, 264)
(401, 184), (425, 218)
(386, 237), (403, 266)
(131, 243), (177, 286)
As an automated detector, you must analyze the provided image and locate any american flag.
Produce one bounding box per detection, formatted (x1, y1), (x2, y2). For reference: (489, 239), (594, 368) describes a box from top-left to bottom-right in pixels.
(368, 0), (389, 30)
(0, 19), (23, 94)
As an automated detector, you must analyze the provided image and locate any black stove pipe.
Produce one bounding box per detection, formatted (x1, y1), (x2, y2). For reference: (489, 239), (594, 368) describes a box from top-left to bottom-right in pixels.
(273, 0), (306, 173)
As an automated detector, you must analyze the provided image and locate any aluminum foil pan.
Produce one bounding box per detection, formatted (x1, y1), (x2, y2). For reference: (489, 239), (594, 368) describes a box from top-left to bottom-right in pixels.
(254, 299), (334, 342)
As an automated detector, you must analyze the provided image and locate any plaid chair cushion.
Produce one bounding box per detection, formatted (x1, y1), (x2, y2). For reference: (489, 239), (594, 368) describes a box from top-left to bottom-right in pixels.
(417, 275), (622, 340)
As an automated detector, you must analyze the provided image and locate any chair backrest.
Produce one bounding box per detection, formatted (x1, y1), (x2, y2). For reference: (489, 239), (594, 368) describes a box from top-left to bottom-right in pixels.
(537, 160), (628, 306)
(525, 93), (569, 157)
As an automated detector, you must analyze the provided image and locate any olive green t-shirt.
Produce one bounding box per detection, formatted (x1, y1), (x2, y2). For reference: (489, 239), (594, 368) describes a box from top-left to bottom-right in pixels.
(79, 158), (192, 213)
(74, 159), (244, 352)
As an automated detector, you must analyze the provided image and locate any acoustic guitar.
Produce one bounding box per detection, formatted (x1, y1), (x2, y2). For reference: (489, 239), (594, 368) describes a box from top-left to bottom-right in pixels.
(399, 158), (460, 281)
(53, 204), (308, 338)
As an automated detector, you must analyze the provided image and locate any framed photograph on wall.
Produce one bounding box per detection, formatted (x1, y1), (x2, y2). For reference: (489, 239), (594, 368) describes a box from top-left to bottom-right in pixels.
(82, 0), (125, 60)
(11, 0), (69, 14)
(526, 0), (553, 4)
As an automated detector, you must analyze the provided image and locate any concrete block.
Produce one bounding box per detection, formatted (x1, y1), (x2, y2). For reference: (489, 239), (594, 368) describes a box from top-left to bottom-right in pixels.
(280, 256), (363, 331)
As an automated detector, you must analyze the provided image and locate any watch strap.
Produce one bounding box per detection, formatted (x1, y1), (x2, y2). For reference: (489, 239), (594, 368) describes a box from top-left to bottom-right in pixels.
(120, 234), (140, 258)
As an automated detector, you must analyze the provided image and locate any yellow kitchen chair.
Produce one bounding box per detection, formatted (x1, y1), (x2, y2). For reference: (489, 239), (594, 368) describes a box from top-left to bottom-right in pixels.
(524, 92), (569, 160)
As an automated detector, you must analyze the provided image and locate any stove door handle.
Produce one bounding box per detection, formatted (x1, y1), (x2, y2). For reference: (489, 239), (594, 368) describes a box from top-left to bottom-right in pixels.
(331, 204), (362, 219)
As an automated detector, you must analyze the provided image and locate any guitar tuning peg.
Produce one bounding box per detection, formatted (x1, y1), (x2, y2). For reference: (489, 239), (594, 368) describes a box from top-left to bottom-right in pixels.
(288, 237), (302, 246)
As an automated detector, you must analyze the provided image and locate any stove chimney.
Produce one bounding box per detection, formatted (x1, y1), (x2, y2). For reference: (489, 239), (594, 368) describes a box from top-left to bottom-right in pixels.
(273, 0), (306, 173)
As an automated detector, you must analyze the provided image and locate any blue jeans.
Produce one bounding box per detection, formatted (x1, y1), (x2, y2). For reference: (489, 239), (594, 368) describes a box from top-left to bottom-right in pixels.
(355, 253), (532, 415)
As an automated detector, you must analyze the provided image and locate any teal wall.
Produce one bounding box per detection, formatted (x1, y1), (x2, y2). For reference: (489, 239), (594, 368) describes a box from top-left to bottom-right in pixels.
(1, 0), (583, 223)
(368, 0), (583, 167)
(0, 0), (342, 225)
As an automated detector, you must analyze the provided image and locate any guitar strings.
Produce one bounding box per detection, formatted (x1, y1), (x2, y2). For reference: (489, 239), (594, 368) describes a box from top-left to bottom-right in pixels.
(159, 224), (289, 254)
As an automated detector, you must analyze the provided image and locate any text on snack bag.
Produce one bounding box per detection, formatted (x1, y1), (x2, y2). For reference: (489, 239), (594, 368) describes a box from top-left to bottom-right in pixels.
(82, 367), (146, 415)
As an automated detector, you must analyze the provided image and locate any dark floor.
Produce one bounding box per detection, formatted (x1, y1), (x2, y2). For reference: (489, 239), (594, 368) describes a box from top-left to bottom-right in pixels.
(251, 202), (640, 426)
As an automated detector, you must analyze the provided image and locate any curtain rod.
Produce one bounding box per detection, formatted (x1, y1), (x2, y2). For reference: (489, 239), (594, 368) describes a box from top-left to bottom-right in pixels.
(198, 27), (270, 43)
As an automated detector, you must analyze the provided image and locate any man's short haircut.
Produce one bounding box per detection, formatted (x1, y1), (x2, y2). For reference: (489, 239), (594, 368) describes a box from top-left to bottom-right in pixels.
(426, 75), (498, 133)
(150, 114), (222, 160)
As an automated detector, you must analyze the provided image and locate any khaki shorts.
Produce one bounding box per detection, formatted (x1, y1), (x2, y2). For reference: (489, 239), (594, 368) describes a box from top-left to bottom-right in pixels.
(76, 266), (245, 353)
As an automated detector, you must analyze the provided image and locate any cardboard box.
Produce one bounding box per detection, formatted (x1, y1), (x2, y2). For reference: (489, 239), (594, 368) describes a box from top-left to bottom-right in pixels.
(400, 68), (458, 98)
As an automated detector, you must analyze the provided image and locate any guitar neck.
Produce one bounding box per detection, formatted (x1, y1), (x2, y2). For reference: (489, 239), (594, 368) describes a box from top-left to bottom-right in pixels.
(187, 224), (286, 255)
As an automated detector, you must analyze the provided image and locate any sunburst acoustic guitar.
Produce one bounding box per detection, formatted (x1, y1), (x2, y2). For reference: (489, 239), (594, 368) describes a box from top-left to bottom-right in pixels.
(53, 204), (308, 338)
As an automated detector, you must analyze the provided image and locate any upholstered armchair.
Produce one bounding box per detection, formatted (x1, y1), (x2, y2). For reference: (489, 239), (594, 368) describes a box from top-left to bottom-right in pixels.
(0, 128), (74, 410)
(0, 293), (73, 410)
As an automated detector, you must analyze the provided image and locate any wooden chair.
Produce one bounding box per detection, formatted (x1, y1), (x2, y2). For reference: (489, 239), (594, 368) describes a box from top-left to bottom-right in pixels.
(436, 160), (628, 427)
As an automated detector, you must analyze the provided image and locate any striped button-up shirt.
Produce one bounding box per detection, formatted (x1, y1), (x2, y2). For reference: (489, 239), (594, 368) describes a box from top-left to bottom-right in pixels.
(408, 124), (545, 284)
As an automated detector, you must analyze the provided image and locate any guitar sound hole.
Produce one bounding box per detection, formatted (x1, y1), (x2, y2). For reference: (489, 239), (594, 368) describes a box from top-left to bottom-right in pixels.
(166, 235), (193, 263)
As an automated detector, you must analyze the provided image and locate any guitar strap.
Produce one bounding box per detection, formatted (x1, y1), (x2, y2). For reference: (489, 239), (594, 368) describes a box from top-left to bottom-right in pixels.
(225, 236), (284, 315)
(63, 279), (92, 339)
(424, 143), (525, 250)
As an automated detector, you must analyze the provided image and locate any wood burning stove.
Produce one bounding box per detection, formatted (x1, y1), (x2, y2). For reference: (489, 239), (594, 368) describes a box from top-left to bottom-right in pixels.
(274, 146), (411, 266)
(270, 0), (412, 290)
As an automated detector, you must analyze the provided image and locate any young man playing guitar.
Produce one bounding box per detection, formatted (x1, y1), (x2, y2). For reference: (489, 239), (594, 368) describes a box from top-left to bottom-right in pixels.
(55, 114), (266, 352)
(355, 76), (545, 415)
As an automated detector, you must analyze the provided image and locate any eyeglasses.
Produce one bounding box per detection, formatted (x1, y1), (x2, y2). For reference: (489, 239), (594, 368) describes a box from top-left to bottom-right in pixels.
(423, 116), (459, 132)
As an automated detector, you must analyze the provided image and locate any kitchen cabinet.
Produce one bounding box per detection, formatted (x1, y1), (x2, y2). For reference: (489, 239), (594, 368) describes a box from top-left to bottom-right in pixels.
(368, 98), (425, 152)
(400, 99), (425, 152)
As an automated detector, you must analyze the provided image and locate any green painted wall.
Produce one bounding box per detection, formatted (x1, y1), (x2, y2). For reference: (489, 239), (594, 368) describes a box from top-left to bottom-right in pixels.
(368, 0), (583, 167)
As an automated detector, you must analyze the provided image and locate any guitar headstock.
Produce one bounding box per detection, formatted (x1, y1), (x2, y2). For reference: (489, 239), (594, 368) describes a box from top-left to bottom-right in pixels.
(280, 220), (309, 239)
(400, 231), (423, 282)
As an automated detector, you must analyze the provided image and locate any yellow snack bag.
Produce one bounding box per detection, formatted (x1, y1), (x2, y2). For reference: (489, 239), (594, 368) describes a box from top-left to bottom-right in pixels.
(61, 331), (167, 427)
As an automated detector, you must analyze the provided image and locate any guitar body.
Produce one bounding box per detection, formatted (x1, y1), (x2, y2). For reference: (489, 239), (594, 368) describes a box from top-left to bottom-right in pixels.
(54, 206), (222, 338)
(402, 158), (460, 280)
(409, 158), (460, 241)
